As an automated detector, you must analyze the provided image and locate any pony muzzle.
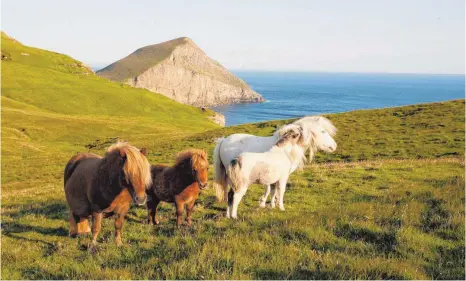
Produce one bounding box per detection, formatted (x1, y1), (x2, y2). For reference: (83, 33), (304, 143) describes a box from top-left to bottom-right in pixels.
(198, 182), (208, 190)
(134, 194), (147, 205)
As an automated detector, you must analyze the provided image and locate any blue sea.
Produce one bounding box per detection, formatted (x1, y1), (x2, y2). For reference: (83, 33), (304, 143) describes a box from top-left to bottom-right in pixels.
(211, 72), (465, 126)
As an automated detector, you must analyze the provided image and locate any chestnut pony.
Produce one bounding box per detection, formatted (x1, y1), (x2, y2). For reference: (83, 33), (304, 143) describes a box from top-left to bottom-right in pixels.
(146, 149), (209, 227)
(64, 142), (152, 246)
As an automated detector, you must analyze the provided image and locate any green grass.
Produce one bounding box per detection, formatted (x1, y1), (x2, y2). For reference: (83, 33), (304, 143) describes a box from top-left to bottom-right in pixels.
(1, 33), (465, 279)
(148, 99), (465, 164)
(1, 32), (218, 185)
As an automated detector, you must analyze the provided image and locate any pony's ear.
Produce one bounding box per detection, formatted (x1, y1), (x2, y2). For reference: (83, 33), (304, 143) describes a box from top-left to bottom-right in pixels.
(119, 149), (127, 167)
(297, 127), (305, 144)
(140, 148), (147, 156)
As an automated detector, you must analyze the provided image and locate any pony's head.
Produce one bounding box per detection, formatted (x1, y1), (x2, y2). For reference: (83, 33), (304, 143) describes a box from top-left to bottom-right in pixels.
(275, 125), (307, 170)
(275, 125), (305, 148)
(293, 116), (337, 160)
(106, 142), (152, 205)
(175, 149), (209, 189)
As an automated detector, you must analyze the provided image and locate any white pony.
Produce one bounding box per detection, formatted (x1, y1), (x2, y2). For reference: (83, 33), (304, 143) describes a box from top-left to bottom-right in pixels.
(214, 116), (337, 211)
(226, 126), (306, 218)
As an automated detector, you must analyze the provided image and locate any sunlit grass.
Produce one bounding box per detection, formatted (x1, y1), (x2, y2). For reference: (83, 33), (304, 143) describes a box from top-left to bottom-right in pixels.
(1, 32), (465, 279)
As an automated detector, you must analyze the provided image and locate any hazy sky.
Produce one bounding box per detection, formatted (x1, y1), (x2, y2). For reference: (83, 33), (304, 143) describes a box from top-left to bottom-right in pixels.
(2, 0), (464, 73)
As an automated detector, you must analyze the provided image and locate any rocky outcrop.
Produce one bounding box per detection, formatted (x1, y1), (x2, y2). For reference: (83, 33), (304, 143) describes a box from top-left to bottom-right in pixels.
(97, 37), (263, 107)
(208, 112), (226, 127)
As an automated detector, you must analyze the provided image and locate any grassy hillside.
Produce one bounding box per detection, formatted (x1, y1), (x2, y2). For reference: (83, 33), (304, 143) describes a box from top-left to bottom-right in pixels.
(1, 32), (218, 186)
(1, 33), (464, 281)
(2, 97), (464, 279)
(146, 99), (465, 164)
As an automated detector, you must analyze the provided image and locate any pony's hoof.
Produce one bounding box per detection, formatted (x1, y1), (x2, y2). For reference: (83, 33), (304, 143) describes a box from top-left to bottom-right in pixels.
(271, 204), (276, 209)
(279, 207), (285, 211)
(88, 246), (98, 254)
(146, 219), (159, 225)
(259, 202), (266, 208)
(88, 242), (98, 254)
(115, 239), (123, 247)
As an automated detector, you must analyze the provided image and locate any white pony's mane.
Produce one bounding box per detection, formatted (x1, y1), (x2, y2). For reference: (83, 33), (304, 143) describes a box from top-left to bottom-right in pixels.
(293, 116), (337, 136)
(291, 115), (337, 162)
(273, 123), (302, 137)
(286, 142), (307, 171)
(271, 125), (307, 170)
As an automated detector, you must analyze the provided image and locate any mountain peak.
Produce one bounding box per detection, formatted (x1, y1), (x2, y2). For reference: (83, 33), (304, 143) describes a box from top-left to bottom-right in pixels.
(175, 36), (194, 44)
(97, 37), (264, 107)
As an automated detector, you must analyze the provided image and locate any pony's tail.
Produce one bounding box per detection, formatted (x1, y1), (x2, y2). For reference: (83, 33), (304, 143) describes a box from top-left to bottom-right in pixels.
(227, 158), (243, 193)
(64, 160), (78, 186)
(214, 138), (229, 202)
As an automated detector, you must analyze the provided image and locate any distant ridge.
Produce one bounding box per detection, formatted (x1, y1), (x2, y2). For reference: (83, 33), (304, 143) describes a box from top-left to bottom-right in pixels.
(97, 37), (264, 107)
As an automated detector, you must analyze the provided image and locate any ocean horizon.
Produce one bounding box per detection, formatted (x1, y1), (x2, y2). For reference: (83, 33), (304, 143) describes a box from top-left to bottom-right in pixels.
(91, 66), (464, 126)
(211, 71), (465, 126)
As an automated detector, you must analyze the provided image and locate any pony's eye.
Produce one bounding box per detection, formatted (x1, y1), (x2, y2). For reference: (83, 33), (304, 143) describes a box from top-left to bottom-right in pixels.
(321, 130), (326, 133)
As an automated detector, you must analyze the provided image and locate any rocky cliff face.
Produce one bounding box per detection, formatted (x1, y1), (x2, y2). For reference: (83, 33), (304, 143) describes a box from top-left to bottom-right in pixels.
(97, 37), (263, 107)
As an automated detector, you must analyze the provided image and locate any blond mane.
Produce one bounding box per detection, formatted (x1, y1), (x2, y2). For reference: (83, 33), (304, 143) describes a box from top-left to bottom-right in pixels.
(175, 149), (208, 170)
(107, 141), (152, 189)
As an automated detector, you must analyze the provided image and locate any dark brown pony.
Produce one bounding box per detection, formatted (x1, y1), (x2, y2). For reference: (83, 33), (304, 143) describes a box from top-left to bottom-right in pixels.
(146, 149), (209, 227)
(64, 142), (152, 246)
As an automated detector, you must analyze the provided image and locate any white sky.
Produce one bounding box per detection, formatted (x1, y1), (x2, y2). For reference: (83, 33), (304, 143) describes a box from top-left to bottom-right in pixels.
(2, 0), (465, 73)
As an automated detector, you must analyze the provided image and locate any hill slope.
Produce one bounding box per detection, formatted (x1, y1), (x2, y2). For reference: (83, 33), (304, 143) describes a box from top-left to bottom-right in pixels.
(2, 92), (464, 279)
(96, 37), (264, 106)
(1, 32), (218, 184)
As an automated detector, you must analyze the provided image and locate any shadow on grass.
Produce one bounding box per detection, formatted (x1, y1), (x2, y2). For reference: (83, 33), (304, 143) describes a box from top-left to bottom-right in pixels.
(201, 195), (225, 212)
(5, 201), (68, 220)
(2, 221), (68, 237)
(252, 266), (406, 280)
(253, 268), (339, 280)
(21, 266), (68, 280)
(2, 201), (69, 254)
(334, 222), (398, 254)
(2, 221), (68, 259)
(424, 245), (466, 280)
(2, 201), (69, 239)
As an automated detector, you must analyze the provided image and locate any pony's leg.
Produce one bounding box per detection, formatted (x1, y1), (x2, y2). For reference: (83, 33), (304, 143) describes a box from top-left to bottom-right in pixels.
(231, 187), (248, 219)
(259, 184), (271, 208)
(226, 189), (234, 218)
(147, 198), (160, 225)
(114, 207), (129, 246)
(174, 198), (185, 227)
(146, 199), (154, 224)
(77, 218), (91, 234)
(69, 212), (78, 238)
(270, 183), (278, 208)
(91, 212), (103, 245)
(185, 198), (197, 226)
(278, 177), (289, 211)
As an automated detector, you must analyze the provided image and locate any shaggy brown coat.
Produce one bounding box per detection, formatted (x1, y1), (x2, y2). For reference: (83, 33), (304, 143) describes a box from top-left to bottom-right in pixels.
(146, 149), (209, 226)
(64, 142), (151, 246)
